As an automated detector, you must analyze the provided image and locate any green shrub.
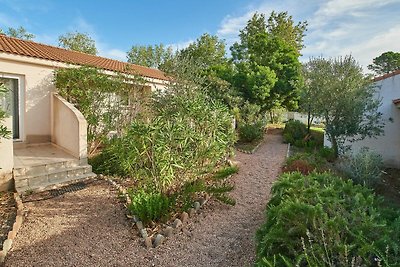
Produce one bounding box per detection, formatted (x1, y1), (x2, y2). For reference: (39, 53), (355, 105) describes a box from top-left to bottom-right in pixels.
(97, 87), (236, 193)
(256, 172), (400, 266)
(127, 189), (174, 225)
(340, 147), (383, 188)
(283, 120), (307, 144)
(238, 121), (264, 143)
(318, 146), (336, 162)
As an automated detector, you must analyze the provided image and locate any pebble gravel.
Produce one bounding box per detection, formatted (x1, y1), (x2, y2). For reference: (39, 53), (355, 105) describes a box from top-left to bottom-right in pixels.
(4, 133), (286, 267)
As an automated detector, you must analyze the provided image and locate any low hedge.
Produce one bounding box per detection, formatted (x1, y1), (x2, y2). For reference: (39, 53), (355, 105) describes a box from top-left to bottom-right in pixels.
(256, 172), (400, 266)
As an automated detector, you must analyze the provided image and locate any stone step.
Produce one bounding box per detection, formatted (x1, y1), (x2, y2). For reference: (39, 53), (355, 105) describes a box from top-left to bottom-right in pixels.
(14, 165), (94, 193)
(14, 165), (92, 181)
(16, 172), (97, 193)
(13, 159), (86, 177)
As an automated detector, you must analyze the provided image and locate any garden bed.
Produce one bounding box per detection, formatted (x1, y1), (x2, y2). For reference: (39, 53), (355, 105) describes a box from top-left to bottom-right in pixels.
(0, 192), (16, 251)
(235, 138), (263, 153)
(376, 168), (400, 208)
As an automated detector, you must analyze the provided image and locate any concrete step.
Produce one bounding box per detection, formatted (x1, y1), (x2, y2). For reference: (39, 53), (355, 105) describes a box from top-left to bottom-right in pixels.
(14, 163), (96, 193)
(16, 172), (97, 193)
(13, 159), (86, 177)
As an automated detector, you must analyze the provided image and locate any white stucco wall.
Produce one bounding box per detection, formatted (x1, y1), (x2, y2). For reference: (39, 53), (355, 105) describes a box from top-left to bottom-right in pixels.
(324, 74), (400, 168)
(0, 55), (56, 143)
(0, 52), (169, 145)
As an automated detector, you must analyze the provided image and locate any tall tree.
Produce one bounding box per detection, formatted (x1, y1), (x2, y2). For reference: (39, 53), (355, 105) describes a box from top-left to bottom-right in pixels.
(0, 26), (35, 40)
(304, 56), (384, 157)
(267, 11), (307, 52)
(127, 44), (173, 70)
(230, 12), (305, 111)
(58, 32), (98, 55)
(368, 51), (400, 75)
(179, 33), (227, 69)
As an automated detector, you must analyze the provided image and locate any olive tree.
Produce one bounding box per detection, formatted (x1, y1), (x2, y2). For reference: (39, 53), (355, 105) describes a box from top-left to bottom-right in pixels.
(303, 56), (384, 157)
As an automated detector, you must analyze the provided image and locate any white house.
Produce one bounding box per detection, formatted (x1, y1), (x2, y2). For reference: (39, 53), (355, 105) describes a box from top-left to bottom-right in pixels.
(0, 35), (169, 192)
(324, 70), (400, 168)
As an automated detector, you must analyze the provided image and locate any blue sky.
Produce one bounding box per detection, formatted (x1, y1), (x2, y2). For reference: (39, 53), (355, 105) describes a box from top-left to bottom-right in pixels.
(0, 0), (399, 70)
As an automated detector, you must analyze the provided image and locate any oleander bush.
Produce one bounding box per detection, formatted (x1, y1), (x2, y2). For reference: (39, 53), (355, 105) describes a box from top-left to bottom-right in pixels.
(256, 172), (400, 266)
(238, 121), (265, 143)
(97, 88), (236, 193)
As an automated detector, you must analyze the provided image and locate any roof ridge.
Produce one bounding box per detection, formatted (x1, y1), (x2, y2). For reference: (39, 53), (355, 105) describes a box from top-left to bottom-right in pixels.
(0, 34), (168, 80)
(373, 69), (400, 82)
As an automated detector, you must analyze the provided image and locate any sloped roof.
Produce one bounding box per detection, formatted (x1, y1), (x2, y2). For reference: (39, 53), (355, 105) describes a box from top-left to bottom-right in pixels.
(0, 34), (168, 81)
(373, 69), (400, 82)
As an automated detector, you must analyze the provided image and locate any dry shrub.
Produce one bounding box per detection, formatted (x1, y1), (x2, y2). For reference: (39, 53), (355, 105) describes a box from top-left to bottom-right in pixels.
(282, 159), (315, 175)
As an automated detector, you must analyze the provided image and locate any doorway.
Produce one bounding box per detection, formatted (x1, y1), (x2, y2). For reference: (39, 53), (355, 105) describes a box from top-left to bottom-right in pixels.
(0, 76), (22, 140)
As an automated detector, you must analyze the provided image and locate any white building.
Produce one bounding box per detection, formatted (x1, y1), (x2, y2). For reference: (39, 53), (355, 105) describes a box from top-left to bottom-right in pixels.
(324, 70), (400, 168)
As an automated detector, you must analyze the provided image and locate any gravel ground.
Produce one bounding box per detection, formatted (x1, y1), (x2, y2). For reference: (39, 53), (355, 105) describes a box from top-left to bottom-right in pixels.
(0, 192), (16, 250)
(4, 133), (287, 267)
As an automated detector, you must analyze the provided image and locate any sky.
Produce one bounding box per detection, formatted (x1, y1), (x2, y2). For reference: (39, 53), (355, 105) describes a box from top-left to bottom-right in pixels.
(0, 0), (399, 71)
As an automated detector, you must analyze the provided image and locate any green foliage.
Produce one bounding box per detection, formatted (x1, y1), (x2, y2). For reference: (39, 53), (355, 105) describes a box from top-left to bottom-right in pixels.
(318, 146), (336, 162)
(230, 12), (305, 111)
(96, 66), (236, 193)
(238, 121), (264, 143)
(368, 51), (400, 75)
(127, 43), (174, 70)
(340, 147), (383, 188)
(256, 172), (400, 266)
(54, 66), (145, 155)
(58, 31), (98, 55)
(179, 33), (227, 70)
(268, 107), (286, 124)
(0, 83), (11, 139)
(127, 188), (174, 224)
(282, 120), (307, 144)
(303, 56), (384, 158)
(1, 26), (35, 40)
(212, 166), (239, 181)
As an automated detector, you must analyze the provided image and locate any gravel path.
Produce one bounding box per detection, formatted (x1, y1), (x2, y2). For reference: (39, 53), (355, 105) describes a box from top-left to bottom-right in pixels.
(4, 134), (287, 267)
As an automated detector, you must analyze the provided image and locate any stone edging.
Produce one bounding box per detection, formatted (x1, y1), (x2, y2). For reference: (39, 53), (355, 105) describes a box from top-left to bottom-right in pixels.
(101, 175), (209, 249)
(236, 138), (264, 154)
(0, 193), (25, 263)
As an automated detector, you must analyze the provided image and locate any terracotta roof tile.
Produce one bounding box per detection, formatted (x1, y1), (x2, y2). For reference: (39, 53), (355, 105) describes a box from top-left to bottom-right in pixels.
(373, 69), (400, 82)
(0, 34), (169, 81)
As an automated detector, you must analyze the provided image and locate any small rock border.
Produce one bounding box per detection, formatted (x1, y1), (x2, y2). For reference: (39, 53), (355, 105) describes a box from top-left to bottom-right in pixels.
(100, 174), (210, 249)
(0, 193), (24, 263)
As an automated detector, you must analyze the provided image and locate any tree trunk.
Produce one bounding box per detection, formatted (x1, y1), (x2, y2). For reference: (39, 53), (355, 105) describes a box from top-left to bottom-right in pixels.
(331, 137), (339, 159)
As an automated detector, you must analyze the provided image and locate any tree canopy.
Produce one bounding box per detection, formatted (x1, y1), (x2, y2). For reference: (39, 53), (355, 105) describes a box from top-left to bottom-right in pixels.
(58, 32), (98, 55)
(179, 33), (227, 70)
(230, 12), (306, 112)
(368, 51), (400, 75)
(127, 44), (174, 70)
(303, 55), (384, 157)
(0, 26), (35, 40)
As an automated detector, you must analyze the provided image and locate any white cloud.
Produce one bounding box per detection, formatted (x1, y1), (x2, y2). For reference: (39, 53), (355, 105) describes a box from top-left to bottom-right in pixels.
(167, 39), (194, 52)
(98, 48), (127, 62)
(216, 0), (400, 71)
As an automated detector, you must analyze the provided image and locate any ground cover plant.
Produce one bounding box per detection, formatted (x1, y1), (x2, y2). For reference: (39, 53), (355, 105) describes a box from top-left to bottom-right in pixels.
(256, 172), (400, 266)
